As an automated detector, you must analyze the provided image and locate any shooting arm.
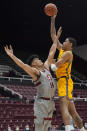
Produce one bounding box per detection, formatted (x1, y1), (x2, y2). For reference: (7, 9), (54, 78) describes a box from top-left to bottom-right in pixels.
(51, 16), (62, 50)
(51, 16), (56, 41)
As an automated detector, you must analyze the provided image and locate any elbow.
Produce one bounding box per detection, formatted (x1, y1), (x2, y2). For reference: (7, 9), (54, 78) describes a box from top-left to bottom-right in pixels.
(56, 61), (63, 68)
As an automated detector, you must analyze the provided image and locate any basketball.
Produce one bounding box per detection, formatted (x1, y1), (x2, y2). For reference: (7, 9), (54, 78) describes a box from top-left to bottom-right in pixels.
(44, 3), (58, 16)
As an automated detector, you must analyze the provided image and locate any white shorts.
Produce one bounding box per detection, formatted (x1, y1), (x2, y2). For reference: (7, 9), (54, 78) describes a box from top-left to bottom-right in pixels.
(34, 98), (55, 125)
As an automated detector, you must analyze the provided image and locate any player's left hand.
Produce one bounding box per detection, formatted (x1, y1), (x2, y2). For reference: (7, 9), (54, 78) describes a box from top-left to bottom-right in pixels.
(4, 45), (13, 57)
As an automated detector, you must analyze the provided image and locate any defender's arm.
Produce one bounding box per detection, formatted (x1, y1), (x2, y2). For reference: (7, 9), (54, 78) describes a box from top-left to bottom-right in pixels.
(4, 45), (40, 81)
(44, 37), (58, 69)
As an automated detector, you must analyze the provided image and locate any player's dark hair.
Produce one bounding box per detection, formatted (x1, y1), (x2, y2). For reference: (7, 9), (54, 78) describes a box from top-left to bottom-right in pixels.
(27, 54), (39, 66)
(68, 37), (77, 48)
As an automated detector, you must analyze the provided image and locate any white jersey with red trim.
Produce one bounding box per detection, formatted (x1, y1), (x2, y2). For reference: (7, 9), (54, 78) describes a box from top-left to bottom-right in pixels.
(34, 68), (56, 98)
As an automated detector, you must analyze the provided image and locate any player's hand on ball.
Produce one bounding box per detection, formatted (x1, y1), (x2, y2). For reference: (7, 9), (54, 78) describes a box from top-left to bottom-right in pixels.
(44, 3), (58, 17)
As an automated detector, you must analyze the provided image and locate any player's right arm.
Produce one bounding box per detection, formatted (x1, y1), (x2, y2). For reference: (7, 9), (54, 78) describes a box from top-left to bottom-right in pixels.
(4, 45), (39, 81)
(51, 15), (62, 50)
(51, 15), (56, 41)
(51, 51), (72, 71)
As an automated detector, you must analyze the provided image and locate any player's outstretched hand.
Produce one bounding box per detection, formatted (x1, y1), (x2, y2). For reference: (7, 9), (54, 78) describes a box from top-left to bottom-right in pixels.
(4, 45), (13, 57)
(57, 26), (62, 39)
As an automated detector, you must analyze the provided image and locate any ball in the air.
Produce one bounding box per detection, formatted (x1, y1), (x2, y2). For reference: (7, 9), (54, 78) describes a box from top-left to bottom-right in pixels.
(44, 3), (58, 16)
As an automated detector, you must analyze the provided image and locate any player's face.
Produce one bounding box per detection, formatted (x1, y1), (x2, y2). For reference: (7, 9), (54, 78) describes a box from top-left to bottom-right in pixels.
(62, 38), (72, 50)
(32, 58), (43, 67)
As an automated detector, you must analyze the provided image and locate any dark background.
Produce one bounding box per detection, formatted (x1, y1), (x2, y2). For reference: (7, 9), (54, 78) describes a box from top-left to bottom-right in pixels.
(0, 0), (87, 76)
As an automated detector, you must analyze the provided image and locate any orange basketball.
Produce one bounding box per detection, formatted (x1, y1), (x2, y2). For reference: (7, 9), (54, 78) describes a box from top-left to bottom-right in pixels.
(44, 3), (58, 16)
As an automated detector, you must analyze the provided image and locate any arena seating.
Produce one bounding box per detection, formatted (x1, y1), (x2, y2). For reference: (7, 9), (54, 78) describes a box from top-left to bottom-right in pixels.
(0, 100), (34, 130)
(0, 61), (87, 130)
(0, 98), (87, 130)
(0, 82), (87, 130)
(4, 83), (87, 100)
(0, 53), (27, 75)
(73, 83), (87, 98)
(5, 84), (36, 99)
(72, 69), (87, 81)
(1, 53), (87, 81)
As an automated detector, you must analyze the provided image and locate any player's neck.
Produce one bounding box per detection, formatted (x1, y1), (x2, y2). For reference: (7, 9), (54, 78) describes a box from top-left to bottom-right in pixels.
(37, 65), (45, 71)
(64, 48), (72, 51)
(40, 67), (45, 72)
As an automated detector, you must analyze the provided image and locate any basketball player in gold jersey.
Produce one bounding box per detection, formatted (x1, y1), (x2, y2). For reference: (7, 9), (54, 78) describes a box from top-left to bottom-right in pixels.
(50, 15), (85, 131)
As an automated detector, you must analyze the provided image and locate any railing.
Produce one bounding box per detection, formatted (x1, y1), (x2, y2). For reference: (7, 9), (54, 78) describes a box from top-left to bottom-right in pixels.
(0, 76), (87, 101)
(0, 76), (33, 82)
(0, 75), (87, 86)
(0, 64), (22, 76)
(72, 74), (87, 83)
(0, 65), (87, 82)
(71, 74), (83, 82)
(72, 69), (87, 82)
(0, 83), (23, 99)
(0, 65), (11, 72)
(22, 74), (87, 83)
(73, 82), (87, 86)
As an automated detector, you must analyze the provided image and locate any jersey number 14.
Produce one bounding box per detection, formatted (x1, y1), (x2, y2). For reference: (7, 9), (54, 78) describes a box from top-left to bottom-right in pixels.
(47, 74), (54, 88)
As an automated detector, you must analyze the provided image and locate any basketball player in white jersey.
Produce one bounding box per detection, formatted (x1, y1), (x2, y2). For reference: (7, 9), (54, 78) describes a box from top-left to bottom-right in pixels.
(4, 27), (61, 131)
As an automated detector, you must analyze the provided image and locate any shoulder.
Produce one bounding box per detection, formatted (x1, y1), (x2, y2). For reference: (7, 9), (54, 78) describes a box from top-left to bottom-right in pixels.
(59, 48), (64, 52)
(64, 51), (72, 56)
(44, 61), (50, 71)
(61, 51), (72, 61)
(31, 67), (41, 81)
(33, 67), (40, 76)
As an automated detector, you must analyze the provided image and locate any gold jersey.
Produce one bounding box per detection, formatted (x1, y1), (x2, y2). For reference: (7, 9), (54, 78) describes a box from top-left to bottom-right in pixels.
(56, 49), (73, 78)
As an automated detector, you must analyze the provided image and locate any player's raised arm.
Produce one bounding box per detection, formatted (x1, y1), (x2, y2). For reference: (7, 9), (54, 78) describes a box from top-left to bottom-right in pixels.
(44, 36), (58, 69)
(4, 45), (39, 81)
(51, 15), (56, 41)
(51, 15), (62, 50)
